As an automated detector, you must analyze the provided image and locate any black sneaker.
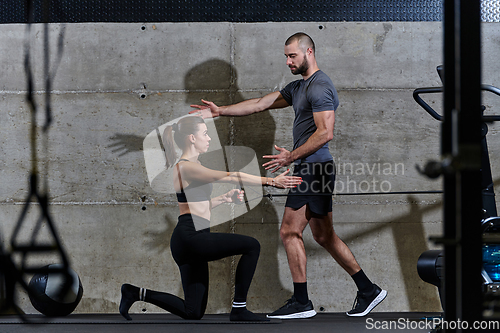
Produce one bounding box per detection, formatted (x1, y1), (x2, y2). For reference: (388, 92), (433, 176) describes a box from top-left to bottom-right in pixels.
(266, 296), (317, 319)
(346, 284), (387, 317)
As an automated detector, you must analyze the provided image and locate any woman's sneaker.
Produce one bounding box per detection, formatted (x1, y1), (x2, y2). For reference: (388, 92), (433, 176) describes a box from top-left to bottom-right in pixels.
(346, 284), (387, 317)
(267, 296), (317, 319)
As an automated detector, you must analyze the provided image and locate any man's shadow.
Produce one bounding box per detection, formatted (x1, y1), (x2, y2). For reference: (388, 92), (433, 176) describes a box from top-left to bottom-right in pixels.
(183, 59), (290, 310)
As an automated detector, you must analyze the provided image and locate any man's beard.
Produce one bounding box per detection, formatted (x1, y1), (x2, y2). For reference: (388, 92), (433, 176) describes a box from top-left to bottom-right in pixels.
(290, 57), (309, 75)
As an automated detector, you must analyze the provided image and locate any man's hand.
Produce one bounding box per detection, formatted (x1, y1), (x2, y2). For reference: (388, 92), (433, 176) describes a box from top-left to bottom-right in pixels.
(189, 99), (221, 119)
(263, 145), (293, 173)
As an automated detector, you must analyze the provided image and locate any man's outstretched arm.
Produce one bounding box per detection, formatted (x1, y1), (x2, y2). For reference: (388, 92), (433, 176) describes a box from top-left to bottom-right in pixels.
(190, 91), (289, 118)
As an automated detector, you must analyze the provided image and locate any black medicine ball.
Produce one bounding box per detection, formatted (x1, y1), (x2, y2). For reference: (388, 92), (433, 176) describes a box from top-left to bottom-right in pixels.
(28, 264), (84, 317)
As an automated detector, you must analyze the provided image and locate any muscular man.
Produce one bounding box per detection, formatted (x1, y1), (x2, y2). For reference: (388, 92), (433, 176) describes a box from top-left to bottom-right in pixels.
(191, 32), (386, 319)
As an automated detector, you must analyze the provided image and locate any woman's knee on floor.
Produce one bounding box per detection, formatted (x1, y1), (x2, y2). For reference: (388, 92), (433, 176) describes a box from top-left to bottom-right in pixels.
(184, 311), (204, 320)
(183, 305), (206, 320)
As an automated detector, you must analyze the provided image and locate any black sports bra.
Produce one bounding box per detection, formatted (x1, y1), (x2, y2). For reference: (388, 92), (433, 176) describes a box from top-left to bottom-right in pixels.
(176, 159), (213, 203)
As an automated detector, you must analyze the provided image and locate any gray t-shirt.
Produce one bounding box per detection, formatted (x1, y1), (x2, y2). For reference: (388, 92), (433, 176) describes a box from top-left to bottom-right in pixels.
(280, 70), (339, 163)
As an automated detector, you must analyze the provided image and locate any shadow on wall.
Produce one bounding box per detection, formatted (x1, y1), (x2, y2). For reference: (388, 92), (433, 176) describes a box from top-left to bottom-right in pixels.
(108, 133), (143, 156)
(143, 213), (177, 254)
(390, 196), (441, 311)
(185, 59), (288, 309)
(343, 178), (500, 311)
(328, 194), (443, 312)
(108, 59), (289, 310)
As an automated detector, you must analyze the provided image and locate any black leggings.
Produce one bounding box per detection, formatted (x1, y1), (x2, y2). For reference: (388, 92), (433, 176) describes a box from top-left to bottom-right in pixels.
(145, 214), (260, 320)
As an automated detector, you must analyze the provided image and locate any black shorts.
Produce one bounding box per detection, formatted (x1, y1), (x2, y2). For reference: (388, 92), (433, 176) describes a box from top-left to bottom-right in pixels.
(285, 160), (336, 216)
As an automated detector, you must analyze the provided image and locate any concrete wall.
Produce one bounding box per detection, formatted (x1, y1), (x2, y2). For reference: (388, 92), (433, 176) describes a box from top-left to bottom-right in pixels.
(2, 21), (500, 315)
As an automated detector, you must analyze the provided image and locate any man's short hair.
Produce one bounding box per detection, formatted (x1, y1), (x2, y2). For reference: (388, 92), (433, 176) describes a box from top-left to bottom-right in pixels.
(285, 32), (315, 54)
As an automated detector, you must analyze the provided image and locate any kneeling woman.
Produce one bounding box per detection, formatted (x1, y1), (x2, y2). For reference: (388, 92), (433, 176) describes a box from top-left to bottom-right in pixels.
(120, 116), (302, 321)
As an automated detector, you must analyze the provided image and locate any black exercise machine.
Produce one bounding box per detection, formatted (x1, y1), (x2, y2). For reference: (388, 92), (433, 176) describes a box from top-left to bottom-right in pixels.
(414, 65), (500, 312)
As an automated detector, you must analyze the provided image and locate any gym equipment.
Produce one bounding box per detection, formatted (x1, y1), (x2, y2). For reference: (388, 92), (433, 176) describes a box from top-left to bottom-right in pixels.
(414, 65), (500, 309)
(28, 264), (83, 316)
(0, 1), (78, 320)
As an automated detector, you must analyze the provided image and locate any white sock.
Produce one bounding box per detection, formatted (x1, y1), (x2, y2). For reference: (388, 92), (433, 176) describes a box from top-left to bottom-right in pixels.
(232, 301), (246, 309)
(139, 288), (147, 302)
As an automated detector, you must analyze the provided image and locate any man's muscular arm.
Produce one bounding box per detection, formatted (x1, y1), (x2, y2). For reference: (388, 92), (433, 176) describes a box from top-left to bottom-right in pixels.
(190, 91), (289, 118)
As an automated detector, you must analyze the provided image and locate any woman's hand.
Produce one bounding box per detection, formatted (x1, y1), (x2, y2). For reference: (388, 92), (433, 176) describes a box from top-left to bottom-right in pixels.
(271, 169), (302, 189)
(222, 189), (245, 204)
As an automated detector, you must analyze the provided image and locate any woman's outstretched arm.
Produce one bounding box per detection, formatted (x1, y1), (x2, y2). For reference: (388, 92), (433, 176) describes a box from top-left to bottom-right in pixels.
(177, 161), (302, 189)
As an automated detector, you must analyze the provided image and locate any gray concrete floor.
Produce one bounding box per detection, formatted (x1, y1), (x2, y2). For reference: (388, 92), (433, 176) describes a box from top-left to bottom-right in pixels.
(0, 312), (443, 333)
